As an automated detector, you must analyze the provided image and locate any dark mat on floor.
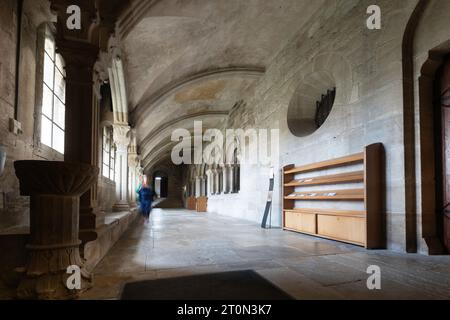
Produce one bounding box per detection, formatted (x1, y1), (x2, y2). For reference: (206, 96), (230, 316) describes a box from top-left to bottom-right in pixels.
(120, 270), (294, 300)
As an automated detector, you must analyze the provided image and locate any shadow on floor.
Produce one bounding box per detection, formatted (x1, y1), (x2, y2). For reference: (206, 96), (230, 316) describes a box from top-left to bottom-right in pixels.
(120, 270), (294, 300)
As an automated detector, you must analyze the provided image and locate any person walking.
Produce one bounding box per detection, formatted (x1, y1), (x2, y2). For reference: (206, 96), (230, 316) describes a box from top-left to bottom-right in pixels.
(137, 176), (156, 223)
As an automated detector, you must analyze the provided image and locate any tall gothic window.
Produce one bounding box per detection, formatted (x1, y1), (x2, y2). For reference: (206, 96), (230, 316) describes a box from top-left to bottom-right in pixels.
(102, 127), (116, 179)
(40, 26), (66, 154)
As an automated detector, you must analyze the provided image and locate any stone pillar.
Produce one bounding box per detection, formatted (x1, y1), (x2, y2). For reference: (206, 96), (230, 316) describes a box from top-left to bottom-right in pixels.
(14, 161), (98, 300)
(191, 179), (196, 197)
(57, 40), (101, 242)
(223, 166), (229, 194)
(128, 127), (143, 205)
(205, 171), (210, 196)
(195, 176), (202, 198)
(128, 152), (139, 206)
(212, 169), (218, 195)
(113, 125), (130, 212)
(230, 165), (235, 193)
(209, 172), (213, 196)
(217, 168), (223, 194)
(201, 176), (207, 196)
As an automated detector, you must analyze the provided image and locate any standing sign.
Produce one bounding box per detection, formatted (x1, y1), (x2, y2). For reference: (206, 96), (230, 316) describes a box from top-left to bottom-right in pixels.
(261, 168), (275, 229)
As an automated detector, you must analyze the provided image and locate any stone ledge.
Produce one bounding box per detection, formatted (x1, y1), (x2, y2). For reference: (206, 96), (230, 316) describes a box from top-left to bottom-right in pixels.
(83, 209), (139, 273)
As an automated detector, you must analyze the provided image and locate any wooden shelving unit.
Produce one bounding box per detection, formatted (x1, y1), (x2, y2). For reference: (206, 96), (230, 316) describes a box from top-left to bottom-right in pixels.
(282, 143), (385, 249)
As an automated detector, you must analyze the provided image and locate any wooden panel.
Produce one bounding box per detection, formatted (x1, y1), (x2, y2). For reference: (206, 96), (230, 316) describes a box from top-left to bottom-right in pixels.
(284, 171), (364, 187)
(284, 153), (364, 175)
(284, 208), (366, 218)
(196, 197), (208, 212)
(317, 215), (365, 245)
(284, 211), (316, 234)
(364, 143), (385, 249)
(187, 197), (197, 210)
(285, 188), (364, 201)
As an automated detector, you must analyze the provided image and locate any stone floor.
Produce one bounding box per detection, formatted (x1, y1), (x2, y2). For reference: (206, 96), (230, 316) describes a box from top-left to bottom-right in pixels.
(81, 209), (450, 300)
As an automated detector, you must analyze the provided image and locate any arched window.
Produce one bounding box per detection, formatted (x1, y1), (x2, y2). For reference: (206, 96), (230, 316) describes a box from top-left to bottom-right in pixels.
(102, 126), (115, 179)
(39, 25), (66, 154)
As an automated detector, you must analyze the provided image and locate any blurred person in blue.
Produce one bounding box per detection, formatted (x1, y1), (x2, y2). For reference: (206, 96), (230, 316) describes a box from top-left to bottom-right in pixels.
(137, 175), (156, 223)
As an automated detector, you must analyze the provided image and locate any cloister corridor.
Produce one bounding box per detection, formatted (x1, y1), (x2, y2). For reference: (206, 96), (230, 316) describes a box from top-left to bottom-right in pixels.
(2, 0), (450, 305)
(80, 209), (450, 300)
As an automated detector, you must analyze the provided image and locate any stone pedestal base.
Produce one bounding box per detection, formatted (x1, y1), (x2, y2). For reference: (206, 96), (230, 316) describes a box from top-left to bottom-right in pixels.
(14, 161), (98, 300)
(16, 248), (93, 300)
(16, 194), (92, 300)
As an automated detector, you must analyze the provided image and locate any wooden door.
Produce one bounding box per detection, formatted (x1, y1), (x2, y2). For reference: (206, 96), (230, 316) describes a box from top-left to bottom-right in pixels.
(440, 58), (450, 252)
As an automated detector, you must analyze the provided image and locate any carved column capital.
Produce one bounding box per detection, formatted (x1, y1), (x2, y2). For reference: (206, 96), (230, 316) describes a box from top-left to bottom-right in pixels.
(128, 153), (139, 168)
(113, 125), (130, 151)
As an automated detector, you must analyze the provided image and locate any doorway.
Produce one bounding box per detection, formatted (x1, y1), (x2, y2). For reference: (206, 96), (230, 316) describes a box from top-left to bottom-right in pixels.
(437, 57), (450, 252)
(153, 171), (169, 199)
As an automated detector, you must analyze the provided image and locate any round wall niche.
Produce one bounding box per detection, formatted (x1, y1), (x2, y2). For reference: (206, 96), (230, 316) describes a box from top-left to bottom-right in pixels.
(287, 70), (336, 137)
(286, 53), (353, 138)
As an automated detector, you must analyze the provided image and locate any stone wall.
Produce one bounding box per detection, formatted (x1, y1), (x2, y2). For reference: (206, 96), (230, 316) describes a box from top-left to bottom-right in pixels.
(205, 0), (419, 252)
(0, 0), (58, 232)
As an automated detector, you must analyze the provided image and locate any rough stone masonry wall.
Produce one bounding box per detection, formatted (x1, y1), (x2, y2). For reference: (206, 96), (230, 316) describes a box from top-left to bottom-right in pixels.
(0, 0), (59, 232)
(208, 0), (419, 252)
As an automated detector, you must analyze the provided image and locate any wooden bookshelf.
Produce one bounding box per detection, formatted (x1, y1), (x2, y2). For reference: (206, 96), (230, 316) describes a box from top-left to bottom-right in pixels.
(282, 143), (385, 249)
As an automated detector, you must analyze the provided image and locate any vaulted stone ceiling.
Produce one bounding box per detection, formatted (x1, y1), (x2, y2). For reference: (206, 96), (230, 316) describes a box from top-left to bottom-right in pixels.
(118, 0), (325, 171)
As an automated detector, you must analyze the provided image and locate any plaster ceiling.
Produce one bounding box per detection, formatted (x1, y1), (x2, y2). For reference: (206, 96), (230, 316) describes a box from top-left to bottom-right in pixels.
(119, 0), (325, 170)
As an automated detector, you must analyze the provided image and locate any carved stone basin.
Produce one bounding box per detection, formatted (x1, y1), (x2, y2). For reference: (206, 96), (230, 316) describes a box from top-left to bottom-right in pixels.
(14, 161), (98, 196)
(14, 161), (99, 300)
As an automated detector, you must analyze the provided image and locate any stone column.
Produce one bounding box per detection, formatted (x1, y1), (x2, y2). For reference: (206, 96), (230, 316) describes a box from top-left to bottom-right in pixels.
(113, 125), (131, 211)
(217, 168), (223, 194)
(128, 152), (139, 206)
(229, 165), (235, 193)
(191, 179), (196, 197)
(212, 169), (218, 195)
(201, 176), (206, 196)
(195, 177), (202, 198)
(14, 161), (98, 300)
(208, 172), (213, 196)
(223, 166), (230, 194)
(57, 40), (101, 243)
(212, 170), (218, 195)
(205, 171), (210, 196)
